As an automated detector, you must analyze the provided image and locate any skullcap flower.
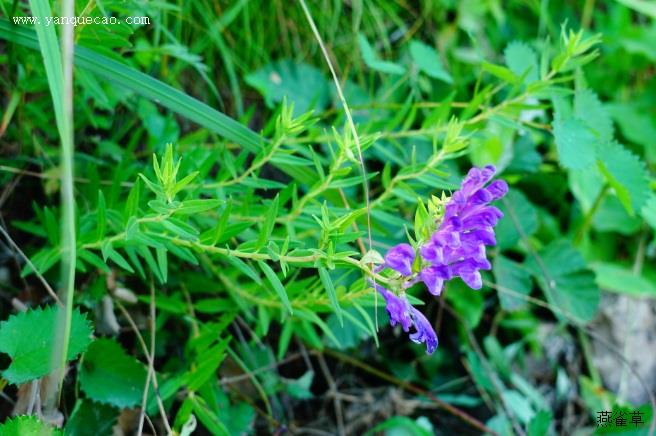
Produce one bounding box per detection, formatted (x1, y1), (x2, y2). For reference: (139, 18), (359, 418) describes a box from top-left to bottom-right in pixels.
(383, 243), (415, 276)
(372, 165), (507, 354)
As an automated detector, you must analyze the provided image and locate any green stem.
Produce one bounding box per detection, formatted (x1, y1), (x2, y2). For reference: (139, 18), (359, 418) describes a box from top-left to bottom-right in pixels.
(58, 0), (76, 400)
(574, 184), (608, 245)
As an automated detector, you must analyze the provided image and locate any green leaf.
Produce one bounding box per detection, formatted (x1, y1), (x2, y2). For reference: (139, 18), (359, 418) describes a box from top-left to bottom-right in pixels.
(642, 194), (656, 230)
(496, 189), (539, 249)
(552, 118), (598, 170)
(0, 306), (93, 384)
(319, 268), (342, 325)
(79, 338), (147, 408)
(258, 261), (292, 314)
(369, 416), (433, 436)
(574, 88), (613, 142)
(176, 199), (223, 215)
(256, 194), (279, 250)
(283, 370), (315, 399)
(502, 390), (535, 424)
(225, 256), (262, 284)
(358, 34), (406, 75)
(96, 190), (106, 241)
(504, 41), (538, 83)
(493, 255), (532, 311)
(409, 40), (452, 83)
(589, 262), (656, 297)
(185, 338), (229, 391)
(245, 60), (330, 115)
(27, 0), (64, 137)
(156, 247), (168, 283)
(597, 142), (650, 215)
(525, 240), (600, 323)
(106, 246), (135, 273)
(445, 280), (484, 328)
(124, 178), (141, 224)
(0, 20), (263, 153)
(0, 416), (62, 436)
(615, 0), (656, 18)
(481, 61), (518, 84)
(65, 399), (117, 436)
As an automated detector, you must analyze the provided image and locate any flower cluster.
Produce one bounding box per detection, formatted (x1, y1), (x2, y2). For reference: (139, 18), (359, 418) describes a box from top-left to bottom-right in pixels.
(374, 165), (508, 354)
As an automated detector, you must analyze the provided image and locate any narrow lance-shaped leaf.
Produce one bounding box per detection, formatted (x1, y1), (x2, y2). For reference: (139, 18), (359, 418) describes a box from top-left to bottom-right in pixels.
(96, 190), (106, 241)
(258, 261), (292, 314)
(319, 267), (342, 326)
(0, 20), (264, 152)
(256, 194), (279, 250)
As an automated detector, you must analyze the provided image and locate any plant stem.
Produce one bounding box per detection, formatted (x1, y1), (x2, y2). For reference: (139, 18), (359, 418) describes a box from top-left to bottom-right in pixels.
(574, 184), (608, 245)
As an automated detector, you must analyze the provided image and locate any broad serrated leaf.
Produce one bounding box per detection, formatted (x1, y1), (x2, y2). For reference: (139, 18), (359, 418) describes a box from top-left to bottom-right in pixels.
(525, 240), (600, 323)
(597, 142), (650, 215)
(504, 41), (538, 83)
(552, 118), (598, 169)
(409, 40), (452, 83)
(574, 88), (613, 142)
(245, 60), (330, 115)
(589, 262), (656, 297)
(65, 399), (117, 436)
(0, 415), (62, 435)
(493, 255), (532, 311)
(0, 306), (93, 384)
(258, 261), (292, 314)
(496, 189), (538, 249)
(642, 194), (656, 230)
(79, 338), (147, 408)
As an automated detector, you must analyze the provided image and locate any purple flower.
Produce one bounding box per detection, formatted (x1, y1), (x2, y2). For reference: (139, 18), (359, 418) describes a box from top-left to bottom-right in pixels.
(419, 165), (507, 291)
(409, 307), (438, 354)
(372, 165), (506, 353)
(373, 282), (412, 331)
(420, 265), (451, 296)
(372, 282), (438, 354)
(384, 243), (415, 276)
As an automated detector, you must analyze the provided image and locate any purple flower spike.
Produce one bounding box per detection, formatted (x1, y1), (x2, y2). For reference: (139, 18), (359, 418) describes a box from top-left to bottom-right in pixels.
(409, 307), (438, 354)
(418, 165), (507, 292)
(384, 243), (415, 276)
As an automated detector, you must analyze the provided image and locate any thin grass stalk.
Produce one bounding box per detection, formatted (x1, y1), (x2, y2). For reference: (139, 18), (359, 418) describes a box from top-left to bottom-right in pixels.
(28, 0), (76, 400)
(56, 0), (76, 400)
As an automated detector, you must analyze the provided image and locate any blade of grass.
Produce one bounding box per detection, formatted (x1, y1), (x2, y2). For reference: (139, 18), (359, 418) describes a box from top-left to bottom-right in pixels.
(27, 0), (75, 402)
(0, 19), (263, 153)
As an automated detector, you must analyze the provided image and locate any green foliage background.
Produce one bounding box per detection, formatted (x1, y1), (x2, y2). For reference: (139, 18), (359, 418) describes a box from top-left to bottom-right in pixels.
(0, 0), (655, 434)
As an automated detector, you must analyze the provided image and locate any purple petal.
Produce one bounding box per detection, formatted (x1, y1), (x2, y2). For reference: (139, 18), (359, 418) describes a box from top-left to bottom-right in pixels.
(486, 179), (508, 200)
(384, 243), (415, 276)
(460, 270), (482, 289)
(409, 307), (438, 354)
(461, 206), (504, 229)
(420, 265), (451, 295)
(372, 283), (413, 331)
(419, 240), (443, 263)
